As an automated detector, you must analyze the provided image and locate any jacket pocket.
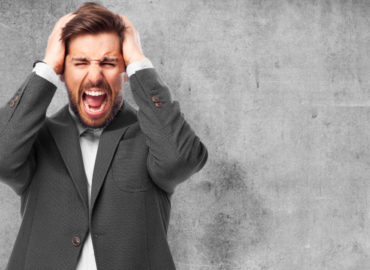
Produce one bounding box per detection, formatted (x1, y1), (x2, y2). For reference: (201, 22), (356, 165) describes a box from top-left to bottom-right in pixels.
(111, 138), (154, 192)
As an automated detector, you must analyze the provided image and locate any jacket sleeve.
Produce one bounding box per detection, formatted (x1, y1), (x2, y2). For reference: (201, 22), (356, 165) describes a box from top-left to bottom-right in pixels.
(129, 68), (208, 194)
(0, 73), (56, 195)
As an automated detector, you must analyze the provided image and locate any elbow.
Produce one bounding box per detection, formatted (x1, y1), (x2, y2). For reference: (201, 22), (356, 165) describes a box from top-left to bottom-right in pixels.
(0, 153), (34, 196)
(148, 142), (208, 193)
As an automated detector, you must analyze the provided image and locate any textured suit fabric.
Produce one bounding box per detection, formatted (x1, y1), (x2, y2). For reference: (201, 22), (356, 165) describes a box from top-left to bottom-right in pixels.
(0, 68), (208, 270)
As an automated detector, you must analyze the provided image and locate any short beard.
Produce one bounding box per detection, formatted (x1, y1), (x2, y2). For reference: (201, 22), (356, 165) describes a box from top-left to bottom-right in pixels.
(67, 81), (123, 129)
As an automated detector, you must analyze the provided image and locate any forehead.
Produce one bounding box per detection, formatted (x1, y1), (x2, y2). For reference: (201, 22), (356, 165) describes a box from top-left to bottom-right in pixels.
(68, 32), (121, 58)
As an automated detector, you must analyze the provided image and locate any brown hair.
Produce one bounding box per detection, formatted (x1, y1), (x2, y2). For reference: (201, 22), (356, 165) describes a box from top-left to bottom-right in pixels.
(61, 2), (125, 54)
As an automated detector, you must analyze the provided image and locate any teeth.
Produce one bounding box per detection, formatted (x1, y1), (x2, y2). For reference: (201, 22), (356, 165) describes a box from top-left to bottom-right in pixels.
(83, 99), (107, 113)
(85, 90), (105, 96)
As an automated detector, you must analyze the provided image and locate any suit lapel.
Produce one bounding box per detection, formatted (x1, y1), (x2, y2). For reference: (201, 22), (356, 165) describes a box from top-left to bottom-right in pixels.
(46, 106), (89, 210)
(90, 102), (137, 214)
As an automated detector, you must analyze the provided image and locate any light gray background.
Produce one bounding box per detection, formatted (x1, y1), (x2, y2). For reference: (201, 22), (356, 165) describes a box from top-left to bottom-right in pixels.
(1, 0), (370, 269)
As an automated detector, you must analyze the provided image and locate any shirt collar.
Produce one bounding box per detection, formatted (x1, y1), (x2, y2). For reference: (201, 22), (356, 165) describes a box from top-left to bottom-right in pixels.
(68, 106), (104, 137)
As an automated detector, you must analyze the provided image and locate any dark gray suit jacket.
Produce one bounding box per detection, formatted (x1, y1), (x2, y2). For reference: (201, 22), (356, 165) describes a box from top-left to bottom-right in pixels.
(0, 68), (207, 270)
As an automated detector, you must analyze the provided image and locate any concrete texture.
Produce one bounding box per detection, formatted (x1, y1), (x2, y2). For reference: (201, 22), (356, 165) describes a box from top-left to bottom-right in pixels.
(1, 0), (370, 269)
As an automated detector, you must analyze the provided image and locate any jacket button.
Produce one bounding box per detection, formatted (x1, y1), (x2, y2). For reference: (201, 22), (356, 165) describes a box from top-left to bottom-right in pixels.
(13, 95), (19, 102)
(72, 236), (81, 247)
(152, 96), (160, 103)
(155, 102), (162, 108)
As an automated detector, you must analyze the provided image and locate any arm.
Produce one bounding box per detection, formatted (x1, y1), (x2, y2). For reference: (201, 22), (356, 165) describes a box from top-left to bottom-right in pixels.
(130, 68), (208, 194)
(0, 74), (56, 195)
(0, 14), (74, 195)
(121, 16), (208, 194)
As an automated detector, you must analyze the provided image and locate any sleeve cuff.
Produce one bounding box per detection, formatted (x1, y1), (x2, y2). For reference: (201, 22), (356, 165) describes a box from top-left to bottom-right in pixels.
(32, 62), (60, 87)
(126, 59), (154, 77)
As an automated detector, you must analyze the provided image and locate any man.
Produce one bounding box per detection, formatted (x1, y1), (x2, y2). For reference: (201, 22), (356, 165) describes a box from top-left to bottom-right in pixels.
(0, 2), (207, 269)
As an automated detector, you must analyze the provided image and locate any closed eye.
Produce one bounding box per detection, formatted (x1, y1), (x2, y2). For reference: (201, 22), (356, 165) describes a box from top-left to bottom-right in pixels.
(101, 62), (116, 66)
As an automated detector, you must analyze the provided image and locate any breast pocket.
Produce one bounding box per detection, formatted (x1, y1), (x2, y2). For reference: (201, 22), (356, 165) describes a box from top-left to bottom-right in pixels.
(111, 138), (154, 192)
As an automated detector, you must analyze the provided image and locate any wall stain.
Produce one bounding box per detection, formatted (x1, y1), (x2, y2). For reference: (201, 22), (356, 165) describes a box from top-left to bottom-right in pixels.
(199, 160), (272, 270)
(255, 64), (260, 89)
(312, 108), (318, 119)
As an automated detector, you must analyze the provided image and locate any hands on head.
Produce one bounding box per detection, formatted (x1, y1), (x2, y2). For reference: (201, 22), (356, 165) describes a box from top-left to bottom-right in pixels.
(43, 13), (147, 75)
(119, 15), (148, 68)
(43, 13), (75, 75)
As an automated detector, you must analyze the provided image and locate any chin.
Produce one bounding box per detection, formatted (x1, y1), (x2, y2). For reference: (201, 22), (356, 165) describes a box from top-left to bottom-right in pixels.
(79, 113), (114, 128)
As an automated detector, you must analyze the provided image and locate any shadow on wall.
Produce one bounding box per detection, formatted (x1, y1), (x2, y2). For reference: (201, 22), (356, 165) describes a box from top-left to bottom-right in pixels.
(197, 159), (273, 270)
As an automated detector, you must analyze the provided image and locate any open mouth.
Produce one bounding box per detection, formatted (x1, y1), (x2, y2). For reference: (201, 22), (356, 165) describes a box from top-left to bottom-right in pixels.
(82, 88), (108, 117)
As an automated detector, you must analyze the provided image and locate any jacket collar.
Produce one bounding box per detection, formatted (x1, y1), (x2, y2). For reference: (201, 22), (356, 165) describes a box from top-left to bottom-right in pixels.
(46, 101), (137, 214)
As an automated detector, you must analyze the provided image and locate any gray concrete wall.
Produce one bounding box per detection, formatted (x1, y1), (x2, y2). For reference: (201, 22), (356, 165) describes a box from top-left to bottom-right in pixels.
(1, 0), (370, 269)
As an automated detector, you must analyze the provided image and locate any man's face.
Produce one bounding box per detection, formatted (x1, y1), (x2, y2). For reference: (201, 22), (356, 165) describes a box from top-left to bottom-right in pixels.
(63, 32), (125, 128)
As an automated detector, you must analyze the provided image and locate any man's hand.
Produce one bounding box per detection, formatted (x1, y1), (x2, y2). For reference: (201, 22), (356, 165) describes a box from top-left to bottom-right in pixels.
(120, 16), (148, 68)
(43, 13), (75, 75)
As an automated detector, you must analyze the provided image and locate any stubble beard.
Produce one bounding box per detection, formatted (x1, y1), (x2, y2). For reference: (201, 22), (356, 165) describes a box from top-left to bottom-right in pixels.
(67, 80), (123, 129)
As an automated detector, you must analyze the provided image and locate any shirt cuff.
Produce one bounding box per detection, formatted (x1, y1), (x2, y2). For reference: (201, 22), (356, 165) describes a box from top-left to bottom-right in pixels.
(126, 59), (154, 77)
(32, 62), (60, 87)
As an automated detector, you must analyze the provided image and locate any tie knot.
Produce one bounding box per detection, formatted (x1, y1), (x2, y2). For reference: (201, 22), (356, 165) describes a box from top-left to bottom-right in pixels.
(81, 128), (102, 139)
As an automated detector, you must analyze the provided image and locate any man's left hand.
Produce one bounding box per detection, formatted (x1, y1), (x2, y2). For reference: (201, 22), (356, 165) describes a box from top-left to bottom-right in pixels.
(120, 15), (148, 68)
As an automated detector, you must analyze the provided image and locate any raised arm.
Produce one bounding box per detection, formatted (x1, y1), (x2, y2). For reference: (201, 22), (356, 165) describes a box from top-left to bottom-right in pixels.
(0, 14), (74, 195)
(121, 16), (208, 194)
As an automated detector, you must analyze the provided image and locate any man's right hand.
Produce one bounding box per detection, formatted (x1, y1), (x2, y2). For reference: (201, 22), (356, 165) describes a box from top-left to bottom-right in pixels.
(43, 13), (75, 75)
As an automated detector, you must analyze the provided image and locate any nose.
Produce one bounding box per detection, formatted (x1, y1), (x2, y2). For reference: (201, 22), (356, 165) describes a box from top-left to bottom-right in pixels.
(86, 62), (104, 85)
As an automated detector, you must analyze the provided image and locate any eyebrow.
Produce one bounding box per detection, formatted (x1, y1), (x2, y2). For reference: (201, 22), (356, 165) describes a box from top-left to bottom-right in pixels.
(71, 57), (119, 62)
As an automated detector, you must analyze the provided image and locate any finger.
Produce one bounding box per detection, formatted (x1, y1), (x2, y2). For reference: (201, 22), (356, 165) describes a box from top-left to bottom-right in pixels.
(135, 32), (143, 54)
(120, 15), (132, 26)
(120, 15), (136, 32)
(56, 13), (76, 28)
(61, 13), (75, 21)
(62, 13), (76, 25)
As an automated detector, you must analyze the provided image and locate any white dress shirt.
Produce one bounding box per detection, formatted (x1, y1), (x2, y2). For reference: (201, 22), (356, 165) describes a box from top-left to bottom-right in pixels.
(33, 59), (153, 269)
(72, 120), (102, 270)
